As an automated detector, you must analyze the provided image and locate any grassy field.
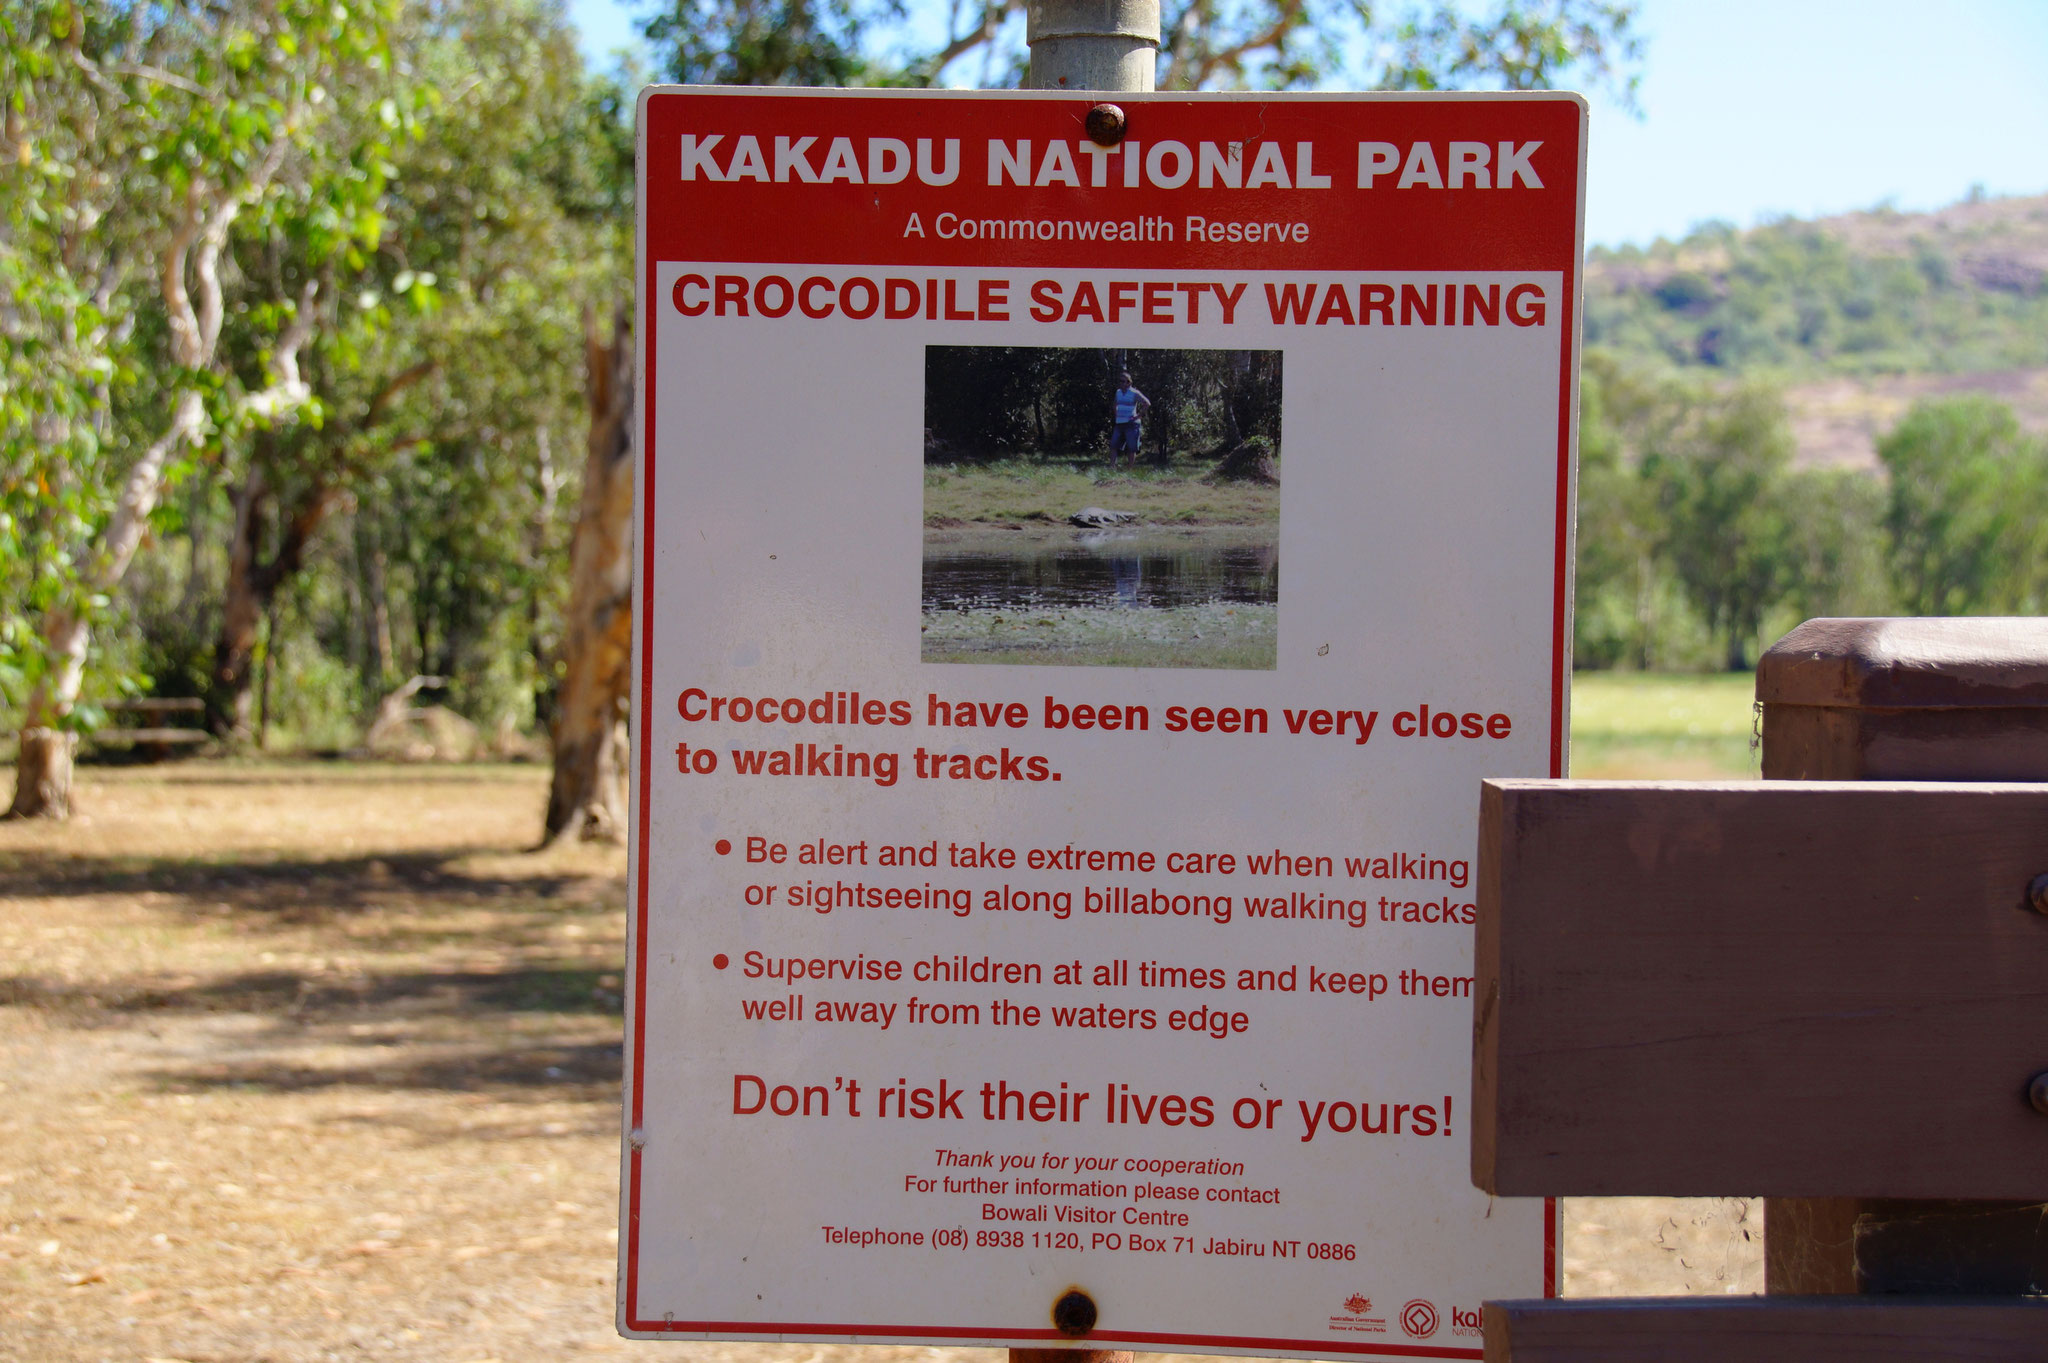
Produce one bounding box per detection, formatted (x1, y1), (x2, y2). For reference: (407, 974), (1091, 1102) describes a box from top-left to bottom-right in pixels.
(0, 677), (1762, 1359)
(1569, 670), (1760, 778)
(921, 601), (1278, 670)
(924, 459), (1280, 527)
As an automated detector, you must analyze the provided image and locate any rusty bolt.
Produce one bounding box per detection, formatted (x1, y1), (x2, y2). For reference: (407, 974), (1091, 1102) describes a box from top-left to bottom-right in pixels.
(2031, 1073), (2048, 1117)
(2030, 873), (2048, 915)
(1052, 1288), (1098, 1337)
(1085, 104), (1127, 147)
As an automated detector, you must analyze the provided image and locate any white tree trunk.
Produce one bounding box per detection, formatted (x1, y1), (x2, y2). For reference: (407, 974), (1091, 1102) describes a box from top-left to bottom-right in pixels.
(7, 609), (89, 819)
(9, 144), (297, 819)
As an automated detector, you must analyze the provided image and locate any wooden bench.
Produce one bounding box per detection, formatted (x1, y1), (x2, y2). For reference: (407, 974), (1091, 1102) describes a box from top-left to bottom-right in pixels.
(92, 697), (210, 757)
(1473, 618), (2048, 1359)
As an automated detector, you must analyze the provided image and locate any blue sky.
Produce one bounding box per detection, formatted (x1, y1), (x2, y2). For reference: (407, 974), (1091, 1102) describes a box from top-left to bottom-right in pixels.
(569, 0), (2048, 248)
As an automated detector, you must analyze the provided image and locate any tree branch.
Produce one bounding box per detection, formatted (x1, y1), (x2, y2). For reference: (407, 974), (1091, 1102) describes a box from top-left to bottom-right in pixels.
(191, 134), (290, 360)
(360, 360), (440, 431)
(242, 278), (323, 422)
(160, 186), (210, 370)
(106, 61), (208, 96)
(94, 390), (206, 594)
(1170, 0), (1304, 88)
(924, 0), (1019, 76)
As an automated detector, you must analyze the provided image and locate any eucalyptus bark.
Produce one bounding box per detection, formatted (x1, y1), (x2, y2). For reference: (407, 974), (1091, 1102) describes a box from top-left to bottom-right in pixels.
(10, 141), (299, 817)
(543, 307), (636, 845)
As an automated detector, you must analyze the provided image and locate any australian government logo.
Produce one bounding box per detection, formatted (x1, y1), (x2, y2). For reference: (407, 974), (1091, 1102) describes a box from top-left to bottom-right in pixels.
(1326, 1293), (1385, 1334)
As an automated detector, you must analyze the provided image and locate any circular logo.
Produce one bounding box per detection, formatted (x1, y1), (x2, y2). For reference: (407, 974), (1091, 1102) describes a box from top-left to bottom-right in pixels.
(1400, 1299), (1439, 1339)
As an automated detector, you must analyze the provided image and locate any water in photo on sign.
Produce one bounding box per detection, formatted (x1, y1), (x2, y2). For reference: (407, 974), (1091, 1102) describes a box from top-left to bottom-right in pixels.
(921, 344), (1282, 670)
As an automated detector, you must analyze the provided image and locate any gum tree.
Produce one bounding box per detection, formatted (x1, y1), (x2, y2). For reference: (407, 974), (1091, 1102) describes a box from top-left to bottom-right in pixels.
(201, 0), (607, 740)
(5, 1), (405, 816)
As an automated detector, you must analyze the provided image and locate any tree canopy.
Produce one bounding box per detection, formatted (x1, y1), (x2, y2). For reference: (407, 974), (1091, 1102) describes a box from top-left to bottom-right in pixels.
(639, 0), (1644, 95)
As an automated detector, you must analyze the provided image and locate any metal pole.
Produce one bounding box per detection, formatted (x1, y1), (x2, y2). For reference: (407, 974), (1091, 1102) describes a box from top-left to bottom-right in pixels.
(1007, 22), (1152, 1363)
(1024, 0), (1159, 91)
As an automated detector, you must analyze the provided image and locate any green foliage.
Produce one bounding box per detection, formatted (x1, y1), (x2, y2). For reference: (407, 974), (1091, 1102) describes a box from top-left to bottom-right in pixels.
(924, 346), (1280, 463)
(1573, 356), (2048, 672)
(7, 0), (627, 752)
(1587, 212), (2048, 376)
(1573, 353), (1891, 672)
(639, 0), (1645, 94)
(1879, 396), (2048, 615)
(1643, 379), (1795, 670)
(2, 0), (415, 740)
(1581, 195), (2048, 673)
(1777, 466), (1892, 622)
(1374, 1), (1642, 100)
(647, 0), (907, 86)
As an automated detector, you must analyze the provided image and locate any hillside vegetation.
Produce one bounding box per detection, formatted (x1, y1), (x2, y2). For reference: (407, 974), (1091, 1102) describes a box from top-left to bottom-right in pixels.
(1573, 192), (2048, 672)
(1587, 193), (2048, 477)
(1587, 193), (2048, 377)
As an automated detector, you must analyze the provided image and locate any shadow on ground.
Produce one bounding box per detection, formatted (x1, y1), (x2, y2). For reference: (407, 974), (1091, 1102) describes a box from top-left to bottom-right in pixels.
(0, 846), (609, 914)
(154, 1037), (623, 1099)
(0, 963), (625, 1019)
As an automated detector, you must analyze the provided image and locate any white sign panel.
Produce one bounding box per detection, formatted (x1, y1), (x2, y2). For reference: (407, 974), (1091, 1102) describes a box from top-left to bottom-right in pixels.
(626, 87), (1585, 1358)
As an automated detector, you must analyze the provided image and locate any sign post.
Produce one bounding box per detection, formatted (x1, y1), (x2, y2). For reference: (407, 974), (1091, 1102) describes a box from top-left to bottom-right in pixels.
(624, 85), (1586, 1358)
(1015, 28), (1150, 1363)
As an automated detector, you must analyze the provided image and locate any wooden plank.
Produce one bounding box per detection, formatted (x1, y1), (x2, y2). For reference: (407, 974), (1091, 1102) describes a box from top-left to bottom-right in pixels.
(1482, 1297), (2048, 1362)
(1757, 619), (2048, 781)
(1472, 779), (2048, 1198)
(1758, 617), (2048, 709)
(1759, 705), (2048, 782)
(1756, 618), (2048, 1294)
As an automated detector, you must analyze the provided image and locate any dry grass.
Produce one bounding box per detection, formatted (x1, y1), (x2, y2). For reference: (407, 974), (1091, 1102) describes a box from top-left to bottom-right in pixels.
(0, 755), (1756, 1363)
(1782, 365), (2048, 471)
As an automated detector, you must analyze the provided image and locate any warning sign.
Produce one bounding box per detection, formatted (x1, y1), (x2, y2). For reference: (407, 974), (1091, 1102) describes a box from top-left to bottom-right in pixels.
(624, 87), (1584, 1356)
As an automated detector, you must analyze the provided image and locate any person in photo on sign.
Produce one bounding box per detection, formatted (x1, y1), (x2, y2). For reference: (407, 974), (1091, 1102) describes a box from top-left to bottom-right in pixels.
(1110, 371), (1151, 471)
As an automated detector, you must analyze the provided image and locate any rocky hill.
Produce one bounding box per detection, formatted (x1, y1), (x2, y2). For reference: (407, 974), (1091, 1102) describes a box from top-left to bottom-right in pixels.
(1585, 193), (2048, 469)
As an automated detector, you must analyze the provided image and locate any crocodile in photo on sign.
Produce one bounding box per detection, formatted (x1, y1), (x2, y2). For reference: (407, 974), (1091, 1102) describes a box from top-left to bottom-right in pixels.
(921, 344), (1282, 670)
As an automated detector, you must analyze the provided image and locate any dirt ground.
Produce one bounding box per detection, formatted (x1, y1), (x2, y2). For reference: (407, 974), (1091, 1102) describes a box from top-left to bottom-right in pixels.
(0, 764), (1758, 1362)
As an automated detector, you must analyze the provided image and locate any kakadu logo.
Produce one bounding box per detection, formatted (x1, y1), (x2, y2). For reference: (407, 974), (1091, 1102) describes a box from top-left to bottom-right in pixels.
(1399, 1300), (1439, 1339)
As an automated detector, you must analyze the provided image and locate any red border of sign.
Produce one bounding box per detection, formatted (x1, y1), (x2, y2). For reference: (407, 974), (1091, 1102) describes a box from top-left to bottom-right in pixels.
(623, 85), (1582, 1356)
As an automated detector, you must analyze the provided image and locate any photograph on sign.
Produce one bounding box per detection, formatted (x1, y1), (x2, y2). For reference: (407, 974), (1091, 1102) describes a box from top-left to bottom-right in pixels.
(625, 87), (1584, 1359)
(922, 344), (1282, 671)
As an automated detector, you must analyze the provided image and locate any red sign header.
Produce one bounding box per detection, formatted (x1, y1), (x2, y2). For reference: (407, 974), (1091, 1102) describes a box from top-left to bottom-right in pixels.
(640, 89), (1585, 272)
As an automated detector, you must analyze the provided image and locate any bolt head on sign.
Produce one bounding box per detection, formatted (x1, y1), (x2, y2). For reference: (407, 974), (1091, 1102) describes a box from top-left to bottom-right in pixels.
(1085, 103), (1127, 147)
(624, 87), (1585, 1358)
